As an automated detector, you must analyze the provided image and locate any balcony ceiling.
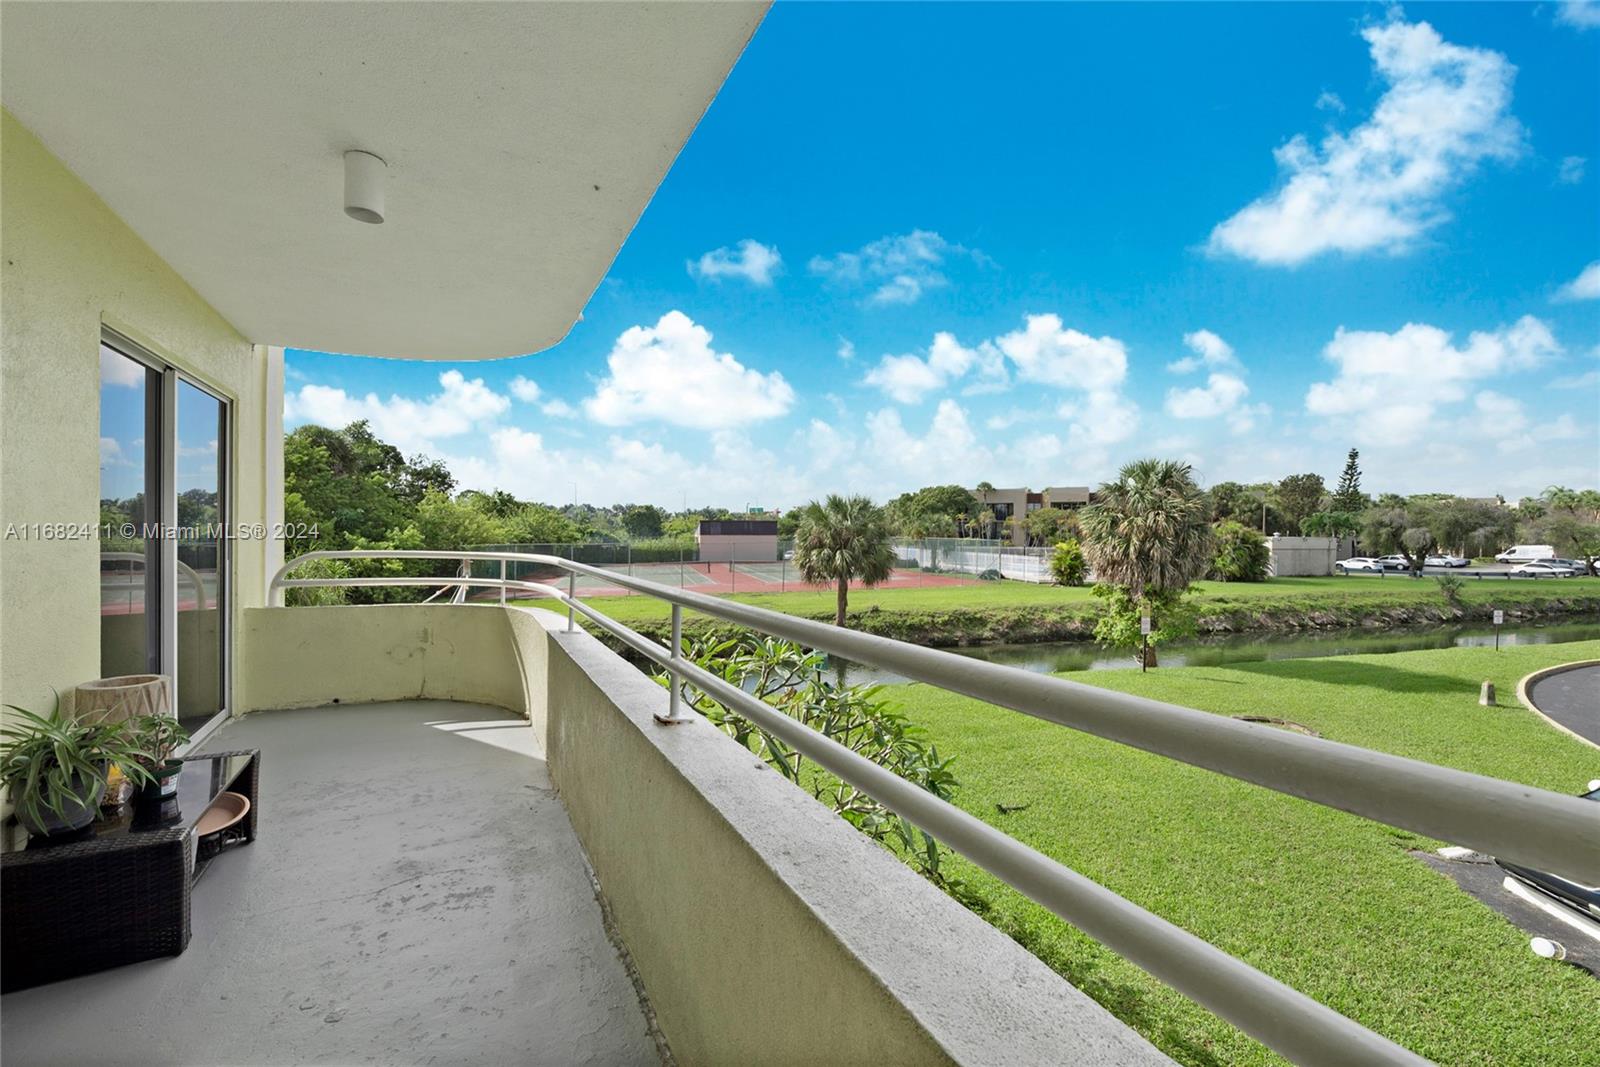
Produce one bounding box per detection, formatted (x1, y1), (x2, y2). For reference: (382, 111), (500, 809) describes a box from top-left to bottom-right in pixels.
(0, 1), (766, 360)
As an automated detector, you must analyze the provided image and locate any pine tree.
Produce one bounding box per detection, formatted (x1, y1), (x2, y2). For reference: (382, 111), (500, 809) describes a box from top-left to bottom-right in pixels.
(1332, 448), (1364, 513)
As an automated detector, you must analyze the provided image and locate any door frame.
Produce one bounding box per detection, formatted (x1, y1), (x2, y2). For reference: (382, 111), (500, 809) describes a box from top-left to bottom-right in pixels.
(100, 327), (232, 741)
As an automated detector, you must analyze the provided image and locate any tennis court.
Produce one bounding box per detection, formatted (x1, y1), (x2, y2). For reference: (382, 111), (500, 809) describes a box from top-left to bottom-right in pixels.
(512, 559), (980, 598)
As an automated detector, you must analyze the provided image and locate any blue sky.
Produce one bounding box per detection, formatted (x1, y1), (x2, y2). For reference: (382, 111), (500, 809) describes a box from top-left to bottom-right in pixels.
(285, 2), (1600, 509)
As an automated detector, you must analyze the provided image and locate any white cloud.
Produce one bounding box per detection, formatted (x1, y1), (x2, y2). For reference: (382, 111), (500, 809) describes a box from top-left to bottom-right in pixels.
(1208, 15), (1521, 265)
(836, 338), (856, 361)
(509, 376), (542, 403)
(1557, 1), (1600, 29)
(1062, 390), (1141, 446)
(99, 347), (144, 388)
(863, 332), (1007, 403)
(995, 314), (1128, 391)
(540, 399), (577, 419)
(1554, 262), (1600, 302)
(1315, 90), (1345, 113)
(1167, 328), (1241, 373)
(688, 239), (782, 286)
(1304, 315), (1560, 445)
(99, 437), (134, 467)
(1558, 156), (1587, 184)
(582, 311), (794, 428)
(284, 369), (511, 454)
(1550, 368), (1600, 390)
(808, 230), (986, 306)
(1166, 372), (1250, 419)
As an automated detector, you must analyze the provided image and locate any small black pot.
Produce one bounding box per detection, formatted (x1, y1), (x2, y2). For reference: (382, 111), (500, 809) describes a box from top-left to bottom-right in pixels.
(137, 759), (184, 800)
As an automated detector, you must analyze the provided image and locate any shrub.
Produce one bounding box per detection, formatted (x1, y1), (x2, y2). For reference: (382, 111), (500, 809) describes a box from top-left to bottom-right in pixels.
(1210, 521), (1270, 582)
(1435, 573), (1465, 607)
(283, 557), (351, 606)
(658, 636), (975, 903)
(977, 568), (1003, 581)
(1050, 539), (1087, 586)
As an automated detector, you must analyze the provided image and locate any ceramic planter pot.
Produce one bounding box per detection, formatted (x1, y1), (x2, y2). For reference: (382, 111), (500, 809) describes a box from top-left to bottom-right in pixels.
(16, 769), (107, 838)
(75, 674), (171, 724)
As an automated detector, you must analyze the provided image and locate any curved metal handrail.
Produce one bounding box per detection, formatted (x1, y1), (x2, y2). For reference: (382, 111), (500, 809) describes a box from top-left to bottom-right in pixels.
(102, 551), (210, 610)
(269, 548), (1600, 1066)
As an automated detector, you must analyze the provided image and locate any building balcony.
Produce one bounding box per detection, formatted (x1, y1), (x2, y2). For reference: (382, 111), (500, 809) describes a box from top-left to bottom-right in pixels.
(1, 603), (1170, 1066)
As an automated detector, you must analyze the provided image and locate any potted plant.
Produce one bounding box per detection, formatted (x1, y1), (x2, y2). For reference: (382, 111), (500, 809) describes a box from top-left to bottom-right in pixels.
(1, 694), (154, 838)
(128, 713), (190, 800)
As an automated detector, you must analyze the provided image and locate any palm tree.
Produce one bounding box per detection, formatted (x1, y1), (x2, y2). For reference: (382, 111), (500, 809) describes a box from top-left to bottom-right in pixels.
(1080, 459), (1213, 666)
(792, 495), (896, 626)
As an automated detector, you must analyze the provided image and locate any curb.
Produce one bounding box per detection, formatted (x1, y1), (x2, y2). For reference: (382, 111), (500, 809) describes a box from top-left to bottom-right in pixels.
(1515, 659), (1600, 752)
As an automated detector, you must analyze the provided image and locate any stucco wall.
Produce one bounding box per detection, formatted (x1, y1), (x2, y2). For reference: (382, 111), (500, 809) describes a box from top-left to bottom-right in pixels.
(695, 533), (778, 561)
(1267, 535), (1341, 577)
(541, 621), (1169, 1067)
(0, 108), (271, 715)
(238, 604), (545, 719)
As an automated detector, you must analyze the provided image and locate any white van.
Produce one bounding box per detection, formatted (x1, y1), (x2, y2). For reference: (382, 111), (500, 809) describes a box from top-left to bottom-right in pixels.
(1496, 544), (1556, 563)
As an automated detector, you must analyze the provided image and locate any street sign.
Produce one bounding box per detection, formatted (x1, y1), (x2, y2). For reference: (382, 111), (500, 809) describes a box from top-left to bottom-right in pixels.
(1140, 615), (1153, 635)
(1493, 609), (1504, 625)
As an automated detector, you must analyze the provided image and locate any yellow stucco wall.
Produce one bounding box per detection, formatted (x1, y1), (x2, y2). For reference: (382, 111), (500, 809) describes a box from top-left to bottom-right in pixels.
(0, 107), (271, 715)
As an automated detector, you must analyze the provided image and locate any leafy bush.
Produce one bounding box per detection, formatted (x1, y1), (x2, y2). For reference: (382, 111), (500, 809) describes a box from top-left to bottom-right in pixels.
(977, 568), (1003, 581)
(283, 557), (351, 606)
(1091, 583), (1200, 666)
(658, 636), (975, 902)
(1435, 573), (1465, 607)
(1050, 539), (1087, 586)
(1210, 521), (1270, 582)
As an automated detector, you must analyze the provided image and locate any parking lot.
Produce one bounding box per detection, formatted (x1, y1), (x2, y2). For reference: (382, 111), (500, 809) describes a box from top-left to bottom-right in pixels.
(1335, 564), (1592, 579)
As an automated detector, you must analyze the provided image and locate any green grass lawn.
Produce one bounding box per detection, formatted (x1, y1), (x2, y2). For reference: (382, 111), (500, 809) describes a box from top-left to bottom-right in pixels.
(884, 641), (1600, 1066)
(516, 574), (1600, 630)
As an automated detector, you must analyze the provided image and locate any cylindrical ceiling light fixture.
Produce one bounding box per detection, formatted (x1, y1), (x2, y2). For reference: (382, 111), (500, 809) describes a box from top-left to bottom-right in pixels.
(343, 150), (386, 224)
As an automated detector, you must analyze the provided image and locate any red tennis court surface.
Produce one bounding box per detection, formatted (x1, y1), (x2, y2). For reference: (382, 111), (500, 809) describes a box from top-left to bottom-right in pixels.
(522, 561), (979, 598)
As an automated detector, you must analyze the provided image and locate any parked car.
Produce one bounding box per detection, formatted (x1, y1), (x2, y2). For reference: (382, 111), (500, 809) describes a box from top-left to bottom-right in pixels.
(1335, 557), (1382, 573)
(1509, 560), (1579, 578)
(1496, 544), (1556, 563)
(1425, 554), (1469, 568)
(1376, 554), (1411, 571)
(1551, 558), (1592, 575)
(1496, 782), (1600, 957)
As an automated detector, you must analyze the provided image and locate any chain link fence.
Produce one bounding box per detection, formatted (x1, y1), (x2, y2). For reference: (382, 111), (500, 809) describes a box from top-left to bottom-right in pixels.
(464, 537), (1064, 597)
(892, 538), (1056, 583)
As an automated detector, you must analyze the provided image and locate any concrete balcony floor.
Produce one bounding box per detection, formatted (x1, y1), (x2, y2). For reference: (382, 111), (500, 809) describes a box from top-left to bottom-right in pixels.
(0, 702), (662, 1066)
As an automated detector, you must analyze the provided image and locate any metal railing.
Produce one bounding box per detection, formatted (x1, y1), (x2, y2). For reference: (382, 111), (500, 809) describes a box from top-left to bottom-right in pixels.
(271, 549), (1600, 1067)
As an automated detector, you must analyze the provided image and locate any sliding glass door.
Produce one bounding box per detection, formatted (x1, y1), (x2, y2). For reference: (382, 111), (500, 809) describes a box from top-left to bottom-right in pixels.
(98, 334), (230, 735)
(175, 379), (227, 731)
(98, 343), (162, 679)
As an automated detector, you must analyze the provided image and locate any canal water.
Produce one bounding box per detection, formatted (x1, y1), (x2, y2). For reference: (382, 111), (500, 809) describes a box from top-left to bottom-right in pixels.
(831, 620), (1600, 687)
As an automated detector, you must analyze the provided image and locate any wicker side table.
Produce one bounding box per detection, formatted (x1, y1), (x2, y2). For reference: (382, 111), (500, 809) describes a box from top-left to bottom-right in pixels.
(0, 749), (258, 992)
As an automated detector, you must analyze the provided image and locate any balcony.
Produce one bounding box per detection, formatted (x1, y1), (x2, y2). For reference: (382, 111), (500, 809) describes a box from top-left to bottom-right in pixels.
(0, 700), (663, 1065)
(2, 600), (1174, 1065)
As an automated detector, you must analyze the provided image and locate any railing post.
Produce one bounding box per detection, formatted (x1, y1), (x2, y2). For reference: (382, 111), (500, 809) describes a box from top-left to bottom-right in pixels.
(566, 571), (576, 631)
(655, 603), (693, 724)
(499, 559), (507, 606)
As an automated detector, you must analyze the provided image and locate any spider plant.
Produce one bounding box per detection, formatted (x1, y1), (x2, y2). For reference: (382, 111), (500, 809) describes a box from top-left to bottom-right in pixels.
(1, 693), (154, 835)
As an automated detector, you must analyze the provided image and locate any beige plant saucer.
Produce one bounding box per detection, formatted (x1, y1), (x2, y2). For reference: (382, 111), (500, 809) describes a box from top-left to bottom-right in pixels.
(195, 791), (250, 837)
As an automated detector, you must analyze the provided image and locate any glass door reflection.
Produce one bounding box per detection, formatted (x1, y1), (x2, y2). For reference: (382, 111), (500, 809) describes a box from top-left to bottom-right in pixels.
(175, 379), (227, 733)
(98, 344), (161, 680)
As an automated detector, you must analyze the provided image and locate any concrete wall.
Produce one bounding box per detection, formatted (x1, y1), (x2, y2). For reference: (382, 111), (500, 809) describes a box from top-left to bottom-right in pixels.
(0, 108), (273, 715)
(238, 604), (1169, 1065)
(238, 605), (547, 720)
(1267, 535), (1341, 577)
(695, 533), (777, 561)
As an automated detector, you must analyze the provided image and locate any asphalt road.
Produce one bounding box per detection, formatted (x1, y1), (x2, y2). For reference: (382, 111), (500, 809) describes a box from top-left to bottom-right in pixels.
(1527, 664), (1600, 747)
